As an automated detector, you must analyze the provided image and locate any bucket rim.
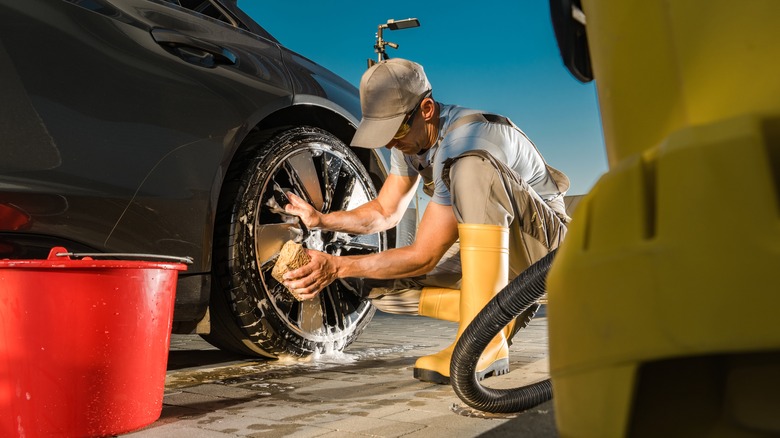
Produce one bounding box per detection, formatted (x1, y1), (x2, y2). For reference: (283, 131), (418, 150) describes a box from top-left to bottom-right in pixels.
(0, 247), (189, 271)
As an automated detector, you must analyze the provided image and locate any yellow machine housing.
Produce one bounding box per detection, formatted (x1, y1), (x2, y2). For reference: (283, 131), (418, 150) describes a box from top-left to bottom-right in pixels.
(547, 1), (780, 436)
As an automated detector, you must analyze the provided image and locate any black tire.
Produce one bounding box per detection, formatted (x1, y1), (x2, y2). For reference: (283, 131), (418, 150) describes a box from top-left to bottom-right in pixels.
(203, 126), (385, 358)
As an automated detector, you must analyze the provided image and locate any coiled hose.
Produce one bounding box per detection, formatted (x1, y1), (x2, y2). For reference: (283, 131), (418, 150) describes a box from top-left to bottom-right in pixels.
(450, 249), (557, 413)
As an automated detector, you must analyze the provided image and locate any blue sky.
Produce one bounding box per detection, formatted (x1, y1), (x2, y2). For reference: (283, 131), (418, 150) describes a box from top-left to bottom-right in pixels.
(238, 1), (607, 195)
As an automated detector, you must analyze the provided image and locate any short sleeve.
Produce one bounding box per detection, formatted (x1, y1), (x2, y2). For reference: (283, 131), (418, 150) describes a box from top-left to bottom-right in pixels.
(389, 148), (417, 177)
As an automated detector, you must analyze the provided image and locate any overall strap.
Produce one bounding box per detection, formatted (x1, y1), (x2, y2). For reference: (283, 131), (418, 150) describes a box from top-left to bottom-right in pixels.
(442, 113), (571, 194)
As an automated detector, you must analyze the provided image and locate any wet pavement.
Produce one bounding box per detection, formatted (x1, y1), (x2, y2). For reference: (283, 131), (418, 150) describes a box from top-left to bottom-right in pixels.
(123, 308), (556, 437)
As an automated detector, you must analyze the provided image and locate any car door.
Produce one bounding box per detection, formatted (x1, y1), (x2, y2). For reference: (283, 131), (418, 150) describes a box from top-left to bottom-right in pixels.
(0, 0), (291, 265)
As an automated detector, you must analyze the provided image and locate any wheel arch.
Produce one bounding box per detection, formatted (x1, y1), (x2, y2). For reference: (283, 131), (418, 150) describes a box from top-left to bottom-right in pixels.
(256, 103), (357, 146)
(222, 103), (391, 218)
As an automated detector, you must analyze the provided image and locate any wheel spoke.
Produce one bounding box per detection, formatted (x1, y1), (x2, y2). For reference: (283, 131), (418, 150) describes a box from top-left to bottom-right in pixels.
(325, 160), (357, 214)
(321, 153), (343, 213)
(319, 283), (344, 330)
(298, 295), (325, 333)
(254, 223), (301, 265)
(285, 150), (325, 211)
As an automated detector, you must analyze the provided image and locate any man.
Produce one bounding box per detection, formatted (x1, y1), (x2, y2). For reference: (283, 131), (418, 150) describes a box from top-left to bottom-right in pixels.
(282, 58), (570, 384)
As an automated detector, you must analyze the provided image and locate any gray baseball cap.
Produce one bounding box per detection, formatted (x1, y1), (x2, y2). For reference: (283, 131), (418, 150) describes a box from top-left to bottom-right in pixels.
(351, 59), (432, 148)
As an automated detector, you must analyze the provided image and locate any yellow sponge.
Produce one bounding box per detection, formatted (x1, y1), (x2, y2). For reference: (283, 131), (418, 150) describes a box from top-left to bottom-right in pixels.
(271, 241), (310, 300)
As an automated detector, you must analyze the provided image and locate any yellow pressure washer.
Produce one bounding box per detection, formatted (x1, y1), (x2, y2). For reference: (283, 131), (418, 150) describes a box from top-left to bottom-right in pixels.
(546, 0), (780, 436)
(451, 3), (780, 436)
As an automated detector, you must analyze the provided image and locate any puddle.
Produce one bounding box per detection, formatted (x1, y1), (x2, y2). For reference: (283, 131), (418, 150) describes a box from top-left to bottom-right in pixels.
(450, 403), (520, 419)
(165, 343), (422, 390)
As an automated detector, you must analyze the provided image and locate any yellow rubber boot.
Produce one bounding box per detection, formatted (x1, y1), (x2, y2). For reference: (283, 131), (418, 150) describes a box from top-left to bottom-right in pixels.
(413, 224), (510, 384)
(418, 287), (537, 348)
(418, 287), (460, 322)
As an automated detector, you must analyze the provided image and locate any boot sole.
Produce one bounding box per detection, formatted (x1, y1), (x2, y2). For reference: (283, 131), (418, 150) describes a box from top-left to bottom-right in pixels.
(413, 358), (510, 385)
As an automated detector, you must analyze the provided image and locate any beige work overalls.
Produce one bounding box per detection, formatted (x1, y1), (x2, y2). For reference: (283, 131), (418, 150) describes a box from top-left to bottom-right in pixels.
(367, 114), (571, 315)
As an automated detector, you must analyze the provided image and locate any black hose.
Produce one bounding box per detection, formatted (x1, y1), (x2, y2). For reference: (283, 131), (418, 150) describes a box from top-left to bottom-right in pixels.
(450, 249), (557, 413)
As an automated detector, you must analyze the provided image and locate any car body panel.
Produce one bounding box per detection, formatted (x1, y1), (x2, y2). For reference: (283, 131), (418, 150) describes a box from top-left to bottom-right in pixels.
(0, 0), (364, 326)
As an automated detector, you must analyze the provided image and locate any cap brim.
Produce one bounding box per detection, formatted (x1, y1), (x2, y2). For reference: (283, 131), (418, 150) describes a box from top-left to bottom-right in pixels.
(350, 114), (406, 149)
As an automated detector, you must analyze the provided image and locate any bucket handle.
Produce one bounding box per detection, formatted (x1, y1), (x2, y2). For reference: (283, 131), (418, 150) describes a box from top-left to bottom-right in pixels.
(54, 251), (194, 264)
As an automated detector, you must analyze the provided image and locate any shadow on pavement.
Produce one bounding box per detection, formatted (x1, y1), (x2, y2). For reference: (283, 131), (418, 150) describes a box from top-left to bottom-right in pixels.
(167, 350), (249, 371)
(476, 399), (558, 437)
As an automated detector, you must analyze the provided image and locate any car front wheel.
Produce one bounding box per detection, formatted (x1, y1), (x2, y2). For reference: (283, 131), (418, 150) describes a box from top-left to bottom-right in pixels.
(204, 126), (385, 358)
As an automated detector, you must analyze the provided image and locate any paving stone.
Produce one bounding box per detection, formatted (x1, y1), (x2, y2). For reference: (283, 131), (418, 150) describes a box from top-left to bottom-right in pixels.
(123, 311), (554, 437)
(316, 414), (426, 436)
(183, 383), (266, 399)
(125, 424), (237, 437)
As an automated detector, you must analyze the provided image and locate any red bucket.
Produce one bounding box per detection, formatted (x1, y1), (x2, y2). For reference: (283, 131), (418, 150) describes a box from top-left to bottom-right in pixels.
(0, 247), (188, 437)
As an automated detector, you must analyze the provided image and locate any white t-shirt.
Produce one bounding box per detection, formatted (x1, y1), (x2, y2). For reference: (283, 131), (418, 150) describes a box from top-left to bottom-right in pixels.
(390, 103), (565, 206)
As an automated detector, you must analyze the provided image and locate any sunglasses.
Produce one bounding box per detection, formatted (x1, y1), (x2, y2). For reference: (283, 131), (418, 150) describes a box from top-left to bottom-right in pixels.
(392, 92), (431, 140)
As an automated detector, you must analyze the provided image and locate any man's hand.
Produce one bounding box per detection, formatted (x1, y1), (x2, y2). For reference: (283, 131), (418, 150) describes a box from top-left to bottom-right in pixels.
(284, 192), (322, 229)
(282, 249), (338, 300)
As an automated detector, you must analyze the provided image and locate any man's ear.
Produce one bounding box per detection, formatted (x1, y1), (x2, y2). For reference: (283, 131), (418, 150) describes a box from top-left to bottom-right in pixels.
(421, 98), (436, 121)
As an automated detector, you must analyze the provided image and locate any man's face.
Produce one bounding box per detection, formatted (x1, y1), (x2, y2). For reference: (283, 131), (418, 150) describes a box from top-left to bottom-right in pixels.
(384, 101), (429, 155)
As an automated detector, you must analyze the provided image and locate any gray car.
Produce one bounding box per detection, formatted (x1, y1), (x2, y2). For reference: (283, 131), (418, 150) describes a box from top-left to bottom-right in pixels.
(0, 0), (391, 357)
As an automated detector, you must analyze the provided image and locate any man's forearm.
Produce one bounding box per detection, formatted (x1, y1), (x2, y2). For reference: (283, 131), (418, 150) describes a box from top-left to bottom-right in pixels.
(318, 199), (400, 235)
(334, 245), (435, 280)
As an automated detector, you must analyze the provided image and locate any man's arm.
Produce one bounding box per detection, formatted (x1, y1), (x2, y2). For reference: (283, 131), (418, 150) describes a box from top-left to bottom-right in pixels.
(283, 201), (460, 300)
(285, 173), (419, 234)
